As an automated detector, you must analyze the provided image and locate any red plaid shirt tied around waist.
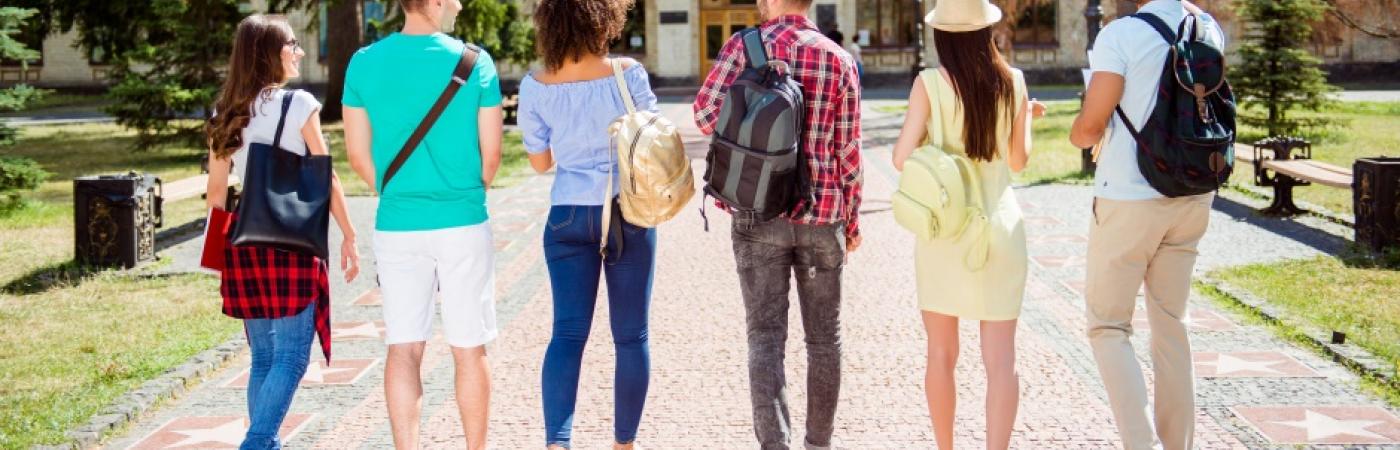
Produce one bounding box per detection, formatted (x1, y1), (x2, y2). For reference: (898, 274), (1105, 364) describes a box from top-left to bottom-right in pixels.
(221, 237), (332, 362)
(693, 15), (864, 238)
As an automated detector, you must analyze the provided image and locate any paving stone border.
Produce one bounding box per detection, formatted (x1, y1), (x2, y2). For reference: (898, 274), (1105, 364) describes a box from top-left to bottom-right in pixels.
(34, 334), (247, 450)
(1198, 276), (1398, 393)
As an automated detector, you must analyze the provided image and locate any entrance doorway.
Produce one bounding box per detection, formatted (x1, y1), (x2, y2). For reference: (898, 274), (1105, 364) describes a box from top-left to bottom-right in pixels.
(699, 4), (761, 72)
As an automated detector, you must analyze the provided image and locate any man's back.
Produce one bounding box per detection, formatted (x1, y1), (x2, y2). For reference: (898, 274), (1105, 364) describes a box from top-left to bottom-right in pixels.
(344, 33), (503, 231)
(693, 14), (863, 238)
(1089, 0), (1225, 201)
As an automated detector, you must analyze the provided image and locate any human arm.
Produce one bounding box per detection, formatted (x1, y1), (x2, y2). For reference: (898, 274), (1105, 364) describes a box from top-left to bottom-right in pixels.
(518, 77), (555, 174)
(692, 36), (746, 135)
(1070, 72), (1125, 149)
(302, 109), (359, 282)
(478, 107), (503, 187)
(835, 60), (864, 248)
(342, 106), (377, 195)
(891, 76), (931, 172)
(1070, 22), (1129, 150)
(1008, 73), (1032, 173)
(205, 144), (232, 211)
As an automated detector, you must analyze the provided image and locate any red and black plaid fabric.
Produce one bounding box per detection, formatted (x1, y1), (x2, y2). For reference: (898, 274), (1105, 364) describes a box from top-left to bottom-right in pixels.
(694, 15), (864, 238)
(221, 240), (331, 362)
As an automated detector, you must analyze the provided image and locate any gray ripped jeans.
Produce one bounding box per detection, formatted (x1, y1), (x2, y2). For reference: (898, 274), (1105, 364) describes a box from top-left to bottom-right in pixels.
(731, 218), (845, 450)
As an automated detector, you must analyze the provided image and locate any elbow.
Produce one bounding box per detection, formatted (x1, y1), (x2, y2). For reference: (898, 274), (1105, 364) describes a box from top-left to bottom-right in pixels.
(1068, 121), (1101, 149)
(1008, 158), (1028, 173)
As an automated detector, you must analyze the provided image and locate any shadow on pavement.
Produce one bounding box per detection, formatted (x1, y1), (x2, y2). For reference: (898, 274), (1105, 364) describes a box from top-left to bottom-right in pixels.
(1211, 195), (1349, 257)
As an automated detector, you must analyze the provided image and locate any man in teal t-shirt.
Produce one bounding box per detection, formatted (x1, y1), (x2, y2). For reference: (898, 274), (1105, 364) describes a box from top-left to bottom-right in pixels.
(341, 0), (500, 448)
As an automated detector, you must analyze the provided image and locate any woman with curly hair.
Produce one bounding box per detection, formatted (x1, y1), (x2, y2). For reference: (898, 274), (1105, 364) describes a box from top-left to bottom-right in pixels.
(518, 0), (658, 448)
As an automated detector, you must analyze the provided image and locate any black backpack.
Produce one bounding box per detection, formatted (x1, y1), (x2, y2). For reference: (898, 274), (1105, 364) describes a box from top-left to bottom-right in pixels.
(703, 28), (810, 226)
(1116, 12), (1237, 197)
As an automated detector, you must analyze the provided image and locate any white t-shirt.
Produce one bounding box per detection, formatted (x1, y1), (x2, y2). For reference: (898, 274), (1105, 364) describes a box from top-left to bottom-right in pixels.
(845, 42), (862, 63)
(1089, 0), (1225, 200)
(230, 89), (322, 181)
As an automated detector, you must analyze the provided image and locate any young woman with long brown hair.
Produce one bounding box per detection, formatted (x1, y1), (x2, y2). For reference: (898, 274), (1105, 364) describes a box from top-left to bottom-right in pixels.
(889, 0), (1044, 447)
(204, 14), (358, 450)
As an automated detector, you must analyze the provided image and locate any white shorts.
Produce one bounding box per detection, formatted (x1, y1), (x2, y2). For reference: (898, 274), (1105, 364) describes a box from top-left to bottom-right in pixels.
(373, 223), (498, 348)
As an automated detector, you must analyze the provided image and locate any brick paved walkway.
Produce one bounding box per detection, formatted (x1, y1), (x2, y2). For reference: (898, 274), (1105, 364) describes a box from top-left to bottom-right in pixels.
(103, 104), (1400, 449)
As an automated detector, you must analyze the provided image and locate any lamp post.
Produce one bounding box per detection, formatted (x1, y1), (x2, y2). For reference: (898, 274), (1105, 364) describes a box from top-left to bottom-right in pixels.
(912, 0), (927, 80)
(1080, 0), (1104, 174)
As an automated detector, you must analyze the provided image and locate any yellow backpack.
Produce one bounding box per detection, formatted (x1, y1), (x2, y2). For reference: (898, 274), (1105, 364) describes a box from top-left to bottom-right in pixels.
(892, 70), (990, 271)
(600, 59), (696, 255)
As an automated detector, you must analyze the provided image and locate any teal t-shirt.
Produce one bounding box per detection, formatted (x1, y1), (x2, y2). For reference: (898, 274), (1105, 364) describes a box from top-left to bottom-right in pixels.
(343, 33), (503, 231)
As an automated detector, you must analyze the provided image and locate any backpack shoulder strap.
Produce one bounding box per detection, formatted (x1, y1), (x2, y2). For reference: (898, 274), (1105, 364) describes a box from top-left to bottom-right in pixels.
(380, 44), (480, 192)
(1128, 13), (1177, 45)
(741, 28), (769, 70)
(610, 58), (636, 114)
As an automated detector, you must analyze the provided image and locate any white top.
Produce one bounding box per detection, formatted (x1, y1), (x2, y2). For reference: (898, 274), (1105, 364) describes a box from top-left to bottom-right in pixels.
(845, 42), (862, 63)
(1088, 0), (1225, 200)
(230, 88), (322, 181)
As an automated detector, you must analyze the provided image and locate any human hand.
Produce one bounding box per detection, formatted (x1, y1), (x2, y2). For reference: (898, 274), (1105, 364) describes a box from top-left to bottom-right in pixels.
(1029, 98), (1047, 119)
(340, 236), (360, 282)
(1181, 0), (1204, 15)
(846, 234), (862, 255)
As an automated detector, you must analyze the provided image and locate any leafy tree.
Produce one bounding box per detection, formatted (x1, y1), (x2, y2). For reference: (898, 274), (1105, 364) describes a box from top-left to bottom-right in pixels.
(0, 7), (50, 209)
(1233, 0), (1338, 137)
(371, 0), (536, 66)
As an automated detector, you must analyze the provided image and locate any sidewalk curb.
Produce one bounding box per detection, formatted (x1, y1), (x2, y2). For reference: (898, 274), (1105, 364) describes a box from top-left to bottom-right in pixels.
(35, 334), (247, 450)
(1197, 276), (1398, 391)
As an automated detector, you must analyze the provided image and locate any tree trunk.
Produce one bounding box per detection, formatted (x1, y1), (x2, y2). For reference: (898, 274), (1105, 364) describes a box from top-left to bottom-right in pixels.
(321, 0), (362, 123)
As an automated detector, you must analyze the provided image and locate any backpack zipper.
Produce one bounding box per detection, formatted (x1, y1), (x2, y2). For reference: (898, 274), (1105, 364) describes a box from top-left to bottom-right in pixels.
(627, 115), (662, 193)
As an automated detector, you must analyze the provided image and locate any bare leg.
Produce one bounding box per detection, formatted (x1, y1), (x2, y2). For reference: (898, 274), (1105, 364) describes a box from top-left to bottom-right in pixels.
(452, 345), (491, 450)
(386, 342), (426, 450)
(980, 319), (1020, 450)
(613, 443), (635, 450)
(922, 311), (959, 450)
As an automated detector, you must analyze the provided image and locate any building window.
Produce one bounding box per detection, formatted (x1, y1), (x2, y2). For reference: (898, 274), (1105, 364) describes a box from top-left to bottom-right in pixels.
(857, 0), (918, 48)
(610, 1), (646, 56)
(1011, 0), (1058, 48)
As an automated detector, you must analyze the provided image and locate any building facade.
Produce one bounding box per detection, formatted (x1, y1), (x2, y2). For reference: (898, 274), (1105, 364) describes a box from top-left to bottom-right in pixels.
(4, 0), (1398, 88)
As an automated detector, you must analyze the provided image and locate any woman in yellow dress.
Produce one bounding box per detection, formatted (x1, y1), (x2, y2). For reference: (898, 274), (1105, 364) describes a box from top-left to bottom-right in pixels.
(890, 0), (1044, 447)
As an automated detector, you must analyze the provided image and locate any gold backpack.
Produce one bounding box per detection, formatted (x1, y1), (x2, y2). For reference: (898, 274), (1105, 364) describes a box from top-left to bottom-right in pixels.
(600, 59), (696, 255)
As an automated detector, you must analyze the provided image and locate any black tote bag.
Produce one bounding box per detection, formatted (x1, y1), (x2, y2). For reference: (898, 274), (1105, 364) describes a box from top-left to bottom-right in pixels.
(230, 90), (332, 259)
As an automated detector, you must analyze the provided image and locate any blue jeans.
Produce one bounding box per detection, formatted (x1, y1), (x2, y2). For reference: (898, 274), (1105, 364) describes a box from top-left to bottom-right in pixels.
(541, 204), (656, 447)
(240, 303), (316, 450)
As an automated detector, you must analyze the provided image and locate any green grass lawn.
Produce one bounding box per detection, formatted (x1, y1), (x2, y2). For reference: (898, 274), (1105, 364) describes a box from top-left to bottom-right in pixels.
(1232, 102), (1400, 216)
(874, 100), (1090, 186)
(876, 100), (1400, 216)
(0, 120), (530, 448)
(1210, 255), (1400, 403)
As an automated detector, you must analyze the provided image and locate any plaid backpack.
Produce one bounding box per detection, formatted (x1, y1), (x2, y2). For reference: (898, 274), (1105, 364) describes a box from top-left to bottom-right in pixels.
(702, 28), (811, 226)
(1116, 12), (1237, 197)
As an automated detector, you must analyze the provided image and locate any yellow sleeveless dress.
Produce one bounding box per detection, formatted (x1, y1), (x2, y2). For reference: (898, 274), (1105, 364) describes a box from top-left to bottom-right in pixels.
(914, 68), (1029, 321)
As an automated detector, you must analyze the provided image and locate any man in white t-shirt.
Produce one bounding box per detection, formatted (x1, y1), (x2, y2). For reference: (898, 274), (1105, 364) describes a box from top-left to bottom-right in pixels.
(1068, 1), (1224, 449)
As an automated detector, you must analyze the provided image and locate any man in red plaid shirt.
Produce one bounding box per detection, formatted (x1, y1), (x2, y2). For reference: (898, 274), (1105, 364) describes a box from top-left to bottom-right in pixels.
(692, 0), (862, 448)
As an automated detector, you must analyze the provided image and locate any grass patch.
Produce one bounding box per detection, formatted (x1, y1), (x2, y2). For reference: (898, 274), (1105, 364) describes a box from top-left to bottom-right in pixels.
(1233, 101), (1400, 216)
(871, 100), (1090, 185)
(0, 92), (112, 118)
(1209, 254), (1400, 404)
(0, 119), (534, 449)
(0, 273), (241, 449)
(880, 99), (1400, 215)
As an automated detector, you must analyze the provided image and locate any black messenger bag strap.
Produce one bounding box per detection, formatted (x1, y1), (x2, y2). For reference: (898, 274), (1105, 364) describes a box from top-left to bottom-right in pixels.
(380, 45), (480, 192)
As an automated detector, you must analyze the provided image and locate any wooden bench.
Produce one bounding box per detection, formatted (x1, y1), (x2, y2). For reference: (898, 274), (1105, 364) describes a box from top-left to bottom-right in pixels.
(1247, 137), (1354, 215)
(162, 174), (241, 203)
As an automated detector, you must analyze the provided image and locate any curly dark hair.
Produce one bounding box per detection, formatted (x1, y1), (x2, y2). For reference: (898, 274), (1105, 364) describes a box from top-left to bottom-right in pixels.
(533, 0), (635, 72)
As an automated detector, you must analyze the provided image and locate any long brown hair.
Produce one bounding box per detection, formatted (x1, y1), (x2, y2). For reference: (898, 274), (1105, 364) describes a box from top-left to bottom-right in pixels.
(206, 15), (293, 159)
(933, 28), (1015, 162)
(533, 0), (635, 72)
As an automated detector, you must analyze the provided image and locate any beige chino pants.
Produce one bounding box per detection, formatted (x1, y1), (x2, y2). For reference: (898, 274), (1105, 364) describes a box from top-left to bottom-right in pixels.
(1086, 193), (1213, 450)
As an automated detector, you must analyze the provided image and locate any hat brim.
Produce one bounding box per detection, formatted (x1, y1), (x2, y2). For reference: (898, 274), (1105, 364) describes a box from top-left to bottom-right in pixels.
(924, 4), (1003, 32)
